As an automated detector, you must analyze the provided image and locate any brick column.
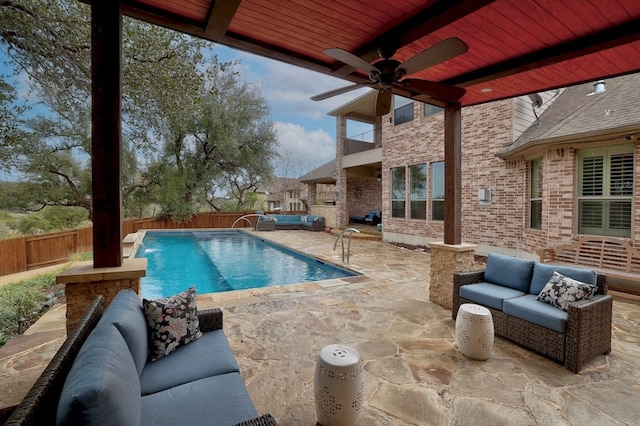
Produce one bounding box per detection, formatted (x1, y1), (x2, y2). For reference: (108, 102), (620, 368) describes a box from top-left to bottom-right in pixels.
(57, 258), (147, 334)
(336, 114), (348, 228)
(429, 242), (477, 310)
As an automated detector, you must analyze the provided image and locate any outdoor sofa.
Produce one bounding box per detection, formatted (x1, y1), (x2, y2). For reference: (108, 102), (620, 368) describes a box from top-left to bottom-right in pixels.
(5, 291), (277, 426)
(349, 210), (381, 226)
(255, 214), (324, 231)
(452, 253), (612, 373)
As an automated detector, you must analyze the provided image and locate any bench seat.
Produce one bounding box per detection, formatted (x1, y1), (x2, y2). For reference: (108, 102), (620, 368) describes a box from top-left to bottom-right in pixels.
(538, 235), (640, 295)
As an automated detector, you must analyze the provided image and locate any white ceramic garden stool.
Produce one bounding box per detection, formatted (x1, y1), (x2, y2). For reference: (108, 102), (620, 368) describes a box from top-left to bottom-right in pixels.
(455, 303), (494, 360)
(314, 344), (363, 426)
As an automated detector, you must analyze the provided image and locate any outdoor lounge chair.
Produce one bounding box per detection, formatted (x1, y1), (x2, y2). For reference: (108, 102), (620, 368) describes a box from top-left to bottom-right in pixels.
(349, 210), (380, 225)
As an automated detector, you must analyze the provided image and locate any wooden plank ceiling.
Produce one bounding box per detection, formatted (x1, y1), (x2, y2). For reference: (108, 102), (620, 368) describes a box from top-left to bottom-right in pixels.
(96, 0), (640, 106)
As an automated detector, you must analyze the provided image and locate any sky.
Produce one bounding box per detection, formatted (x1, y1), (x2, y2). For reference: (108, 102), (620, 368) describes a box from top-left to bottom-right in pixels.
(211, 44), (373, 172)
(1, 41), (374, 181)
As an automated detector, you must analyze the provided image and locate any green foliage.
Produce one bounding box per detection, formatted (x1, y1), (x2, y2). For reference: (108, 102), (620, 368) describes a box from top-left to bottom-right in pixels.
(151, 72), (278, 216)
(0, 0), (278, 220)
(69, 251), (92, 262)
(18, 206), (89, 235)
(0, 271), (59, 347)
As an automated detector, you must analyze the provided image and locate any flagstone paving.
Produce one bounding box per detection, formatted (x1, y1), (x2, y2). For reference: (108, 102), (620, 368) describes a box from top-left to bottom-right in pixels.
(1, 229), (639, 425)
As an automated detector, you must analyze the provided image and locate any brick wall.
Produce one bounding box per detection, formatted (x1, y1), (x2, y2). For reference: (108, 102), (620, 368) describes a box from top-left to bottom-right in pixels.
(378, 100), (640, 255)
(382, 100), (532, 252)
(346, 178), (382, 219)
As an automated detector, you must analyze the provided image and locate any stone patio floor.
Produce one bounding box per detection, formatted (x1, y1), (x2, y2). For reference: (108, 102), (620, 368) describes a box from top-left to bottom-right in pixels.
(1, 229), (639, 425)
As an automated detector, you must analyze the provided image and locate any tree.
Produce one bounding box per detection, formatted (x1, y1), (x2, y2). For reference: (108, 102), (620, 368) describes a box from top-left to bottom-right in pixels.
(0, 79), (25, 167)
(266, 149), (317, 210)
(151, 72), (278, 218)
(0, 0), (213, 219)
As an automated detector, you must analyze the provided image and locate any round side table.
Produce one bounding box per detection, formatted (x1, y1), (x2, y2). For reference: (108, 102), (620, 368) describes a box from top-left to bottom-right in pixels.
(314, 344), (363, 426)
(455, 303), (494, 360)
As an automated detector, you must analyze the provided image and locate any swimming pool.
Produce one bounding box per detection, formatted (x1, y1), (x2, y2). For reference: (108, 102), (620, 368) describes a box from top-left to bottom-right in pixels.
(135, 230), (357, 298)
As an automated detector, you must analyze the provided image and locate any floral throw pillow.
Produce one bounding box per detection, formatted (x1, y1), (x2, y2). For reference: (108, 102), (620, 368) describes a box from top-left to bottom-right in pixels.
(536, 271), (598, 311)
(143, 287), (202, 361)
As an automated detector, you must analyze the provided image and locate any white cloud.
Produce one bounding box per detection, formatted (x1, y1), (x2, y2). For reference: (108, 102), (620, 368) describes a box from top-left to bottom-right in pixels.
(273, 121), (335, 172)
(226, 48), (372, 121)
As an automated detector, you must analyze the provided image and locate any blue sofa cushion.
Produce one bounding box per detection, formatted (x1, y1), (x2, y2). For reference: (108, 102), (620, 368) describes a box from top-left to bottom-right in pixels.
(484, 253), (535, 292)
(272, 215), (301, 223)
(57, 324), (141, 425)
(503, 294), (568, 333)
(141, 373), (258, 426)
(140, 329), (240, 395)
(459, 283), (526, 310)
(98, 289), (148, 375)
(530, 263), (597, 295)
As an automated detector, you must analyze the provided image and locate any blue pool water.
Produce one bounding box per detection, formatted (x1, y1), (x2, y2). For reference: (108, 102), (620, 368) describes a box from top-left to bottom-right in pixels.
(135, 230), (356, 299)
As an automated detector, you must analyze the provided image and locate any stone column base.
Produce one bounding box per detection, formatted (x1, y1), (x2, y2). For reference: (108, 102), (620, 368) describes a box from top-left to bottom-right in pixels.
(56, 258), (147, 334)
(429, 242), (477, 310)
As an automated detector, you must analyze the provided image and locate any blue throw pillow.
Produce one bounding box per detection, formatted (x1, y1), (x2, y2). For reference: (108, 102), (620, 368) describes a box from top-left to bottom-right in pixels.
(484, 253), (535, 292)
(530, 263), (597, 295)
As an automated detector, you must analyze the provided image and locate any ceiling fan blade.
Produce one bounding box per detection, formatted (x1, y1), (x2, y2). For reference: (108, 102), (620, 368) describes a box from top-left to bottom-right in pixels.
(400, 37), (468, 76)
(402, 78), (466, 102)
(375, 89), (392, 116)
(323, 48), (377, 73)
(310, 83), (372, 101)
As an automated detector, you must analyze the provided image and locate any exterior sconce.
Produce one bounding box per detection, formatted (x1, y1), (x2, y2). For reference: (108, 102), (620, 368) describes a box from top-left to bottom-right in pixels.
(478, 188), (492, 205)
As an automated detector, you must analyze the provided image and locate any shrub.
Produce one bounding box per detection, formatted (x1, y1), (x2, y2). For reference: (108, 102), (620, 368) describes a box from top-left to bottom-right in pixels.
(0, 271), (60, 347)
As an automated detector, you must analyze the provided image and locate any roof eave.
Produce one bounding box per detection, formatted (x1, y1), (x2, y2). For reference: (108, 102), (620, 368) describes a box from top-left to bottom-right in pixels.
(497, 125), (640, 160)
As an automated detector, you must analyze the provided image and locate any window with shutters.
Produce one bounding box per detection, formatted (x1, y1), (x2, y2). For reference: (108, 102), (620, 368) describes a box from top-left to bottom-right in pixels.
(530, 158), (543, 229)
(391, 167), (406, 218)
(577, 145), (634, 237)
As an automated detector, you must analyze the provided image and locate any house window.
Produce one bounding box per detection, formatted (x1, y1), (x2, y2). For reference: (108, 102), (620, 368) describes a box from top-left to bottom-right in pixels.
(391, 166), (406, 218)
(431, 161), (444, 221)
(578, 146), (634, 237)
(530, 158), (543, 229)
(409, 164), (427, 219)
(423, 103), (443, 117)
(394, 96), (413, 125)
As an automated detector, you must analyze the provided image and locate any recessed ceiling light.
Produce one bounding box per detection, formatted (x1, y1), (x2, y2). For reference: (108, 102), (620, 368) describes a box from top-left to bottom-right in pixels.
(480, 88), (492, 93)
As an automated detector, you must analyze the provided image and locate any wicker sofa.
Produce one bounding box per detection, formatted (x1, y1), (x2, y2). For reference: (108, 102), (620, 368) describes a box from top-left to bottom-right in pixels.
(255, 214), (324, 231)
(452, 253), (612, 373)
(5, 291), (277, 426)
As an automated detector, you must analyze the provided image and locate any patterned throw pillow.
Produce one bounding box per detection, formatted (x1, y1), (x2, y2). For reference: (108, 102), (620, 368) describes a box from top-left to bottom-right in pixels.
(143, 287), (202, 361)
(536, 271), (598, 311)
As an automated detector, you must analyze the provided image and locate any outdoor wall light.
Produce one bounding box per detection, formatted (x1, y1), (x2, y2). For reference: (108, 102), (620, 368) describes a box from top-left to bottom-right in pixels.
(478, 188), (492, 204)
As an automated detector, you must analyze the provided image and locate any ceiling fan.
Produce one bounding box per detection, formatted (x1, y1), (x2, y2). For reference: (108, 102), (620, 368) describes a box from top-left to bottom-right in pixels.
(311, 37), (468, 116)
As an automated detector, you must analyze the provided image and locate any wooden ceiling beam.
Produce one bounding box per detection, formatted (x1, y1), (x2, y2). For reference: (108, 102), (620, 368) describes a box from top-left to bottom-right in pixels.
(330, 0), (497, 77)
(447, 18), (640, 88)
(113, 2), (370, 85)
(204, 0), (242, 40)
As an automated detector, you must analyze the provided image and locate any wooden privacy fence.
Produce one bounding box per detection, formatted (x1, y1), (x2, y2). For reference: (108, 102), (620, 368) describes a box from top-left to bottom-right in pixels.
(0, 211), (261, 277)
